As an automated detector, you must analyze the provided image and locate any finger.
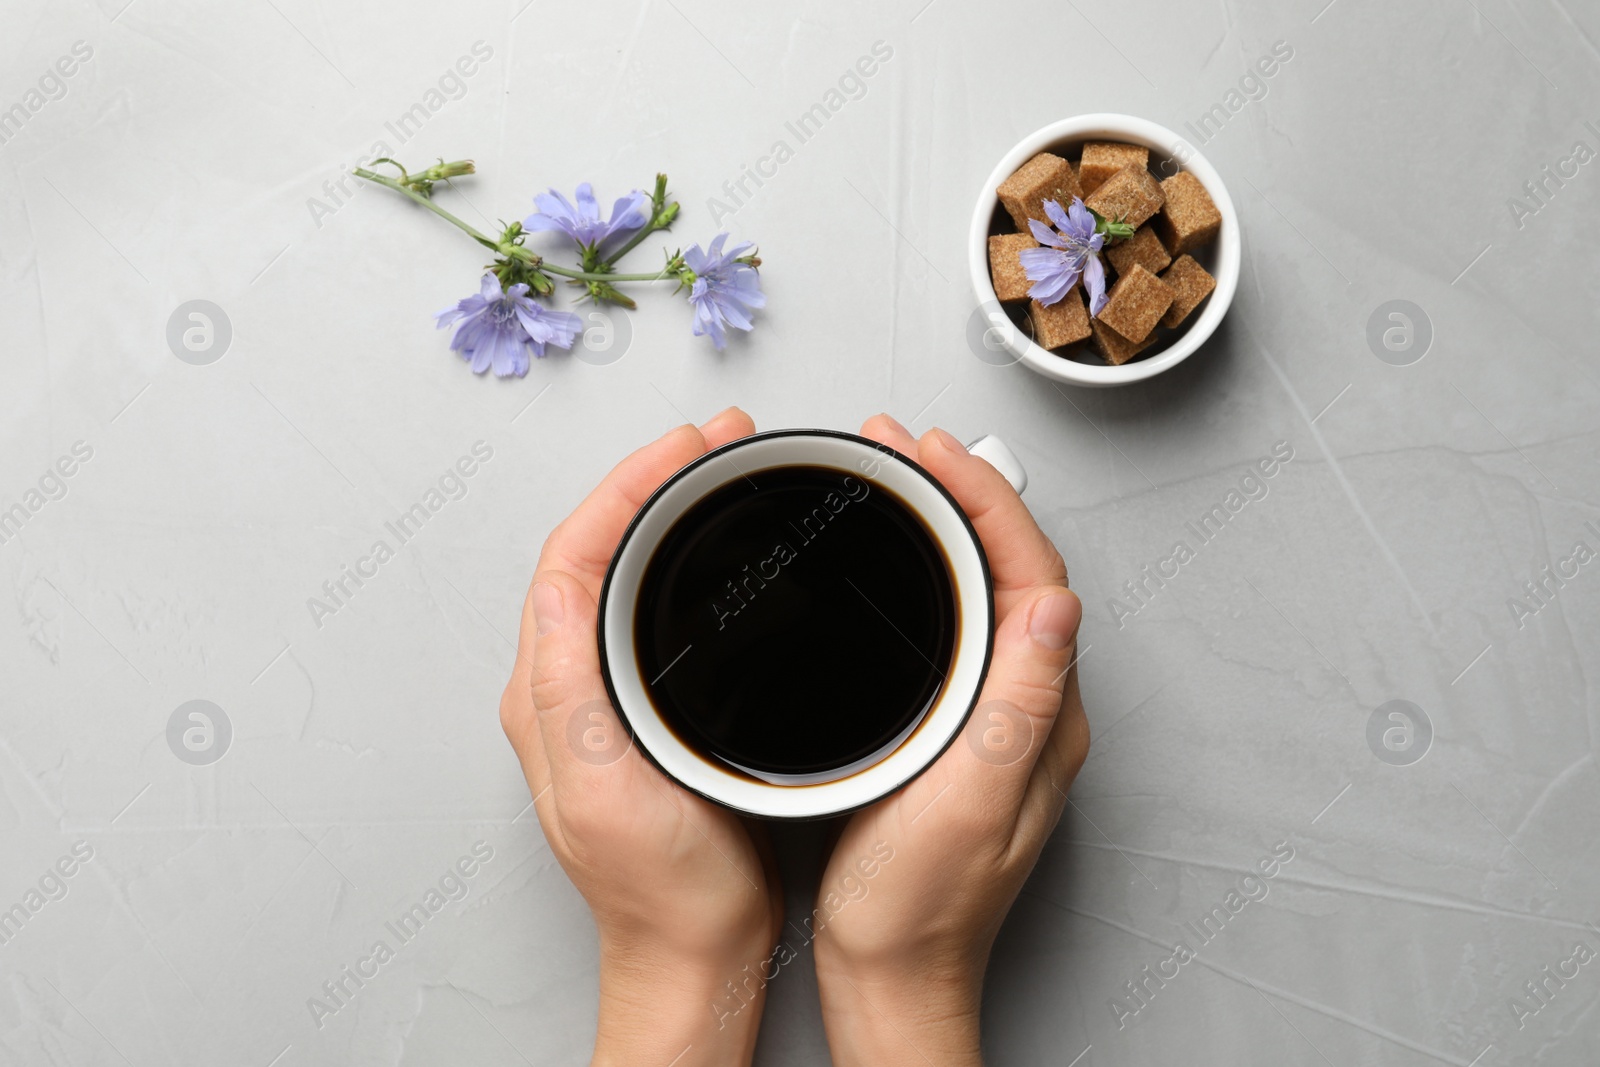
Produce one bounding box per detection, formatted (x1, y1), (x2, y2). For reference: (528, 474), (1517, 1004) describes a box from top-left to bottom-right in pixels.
(946, 586), (1082, 826)
(501, 578), (552, 801)
(740, 815), (784, 929)
(1015, 653), (1089, 847)
(515, 409), (752, 783)
(858, 412), (919, 457)
(536, 423), (710, 595)
(700, 405), (758, 449)
(527, 569), (652, 806)
(916, 428), (1067, 616)
(1044, 658), (1090, 794)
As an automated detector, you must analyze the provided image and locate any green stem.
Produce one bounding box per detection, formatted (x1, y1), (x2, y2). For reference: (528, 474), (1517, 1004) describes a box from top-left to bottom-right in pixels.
(485, 241), (670, 282)
(602, 220), (664, 267)
(602, 175), (677, 267)
(545, 264), (675, 282)
(354, 167), (682, 284)
(353, 168), (496, 247)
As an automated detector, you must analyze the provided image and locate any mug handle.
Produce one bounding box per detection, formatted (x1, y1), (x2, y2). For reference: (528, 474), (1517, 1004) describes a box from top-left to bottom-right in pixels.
(966, 435), (1028, 495)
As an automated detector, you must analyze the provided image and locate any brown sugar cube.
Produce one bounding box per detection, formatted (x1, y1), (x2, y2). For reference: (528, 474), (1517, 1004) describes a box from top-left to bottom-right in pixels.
(1160, 254), (1217, 328)
(1096, 263), (1173, 345)
(1090, 318), (1153, 366)
(1079, 142), (1150, 195)
(1153, 171), (1222, 255)
(988, 233), (1038, 303)
(997, 152), (1083, 230)
(1084, 166), (1164, 229)
(1028, 289), (1091, 350)
(1104, 225), (1172, 278)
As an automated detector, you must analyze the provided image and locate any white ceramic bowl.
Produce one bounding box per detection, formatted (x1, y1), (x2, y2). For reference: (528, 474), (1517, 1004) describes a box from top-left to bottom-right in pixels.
(968, 113), (1240, 388)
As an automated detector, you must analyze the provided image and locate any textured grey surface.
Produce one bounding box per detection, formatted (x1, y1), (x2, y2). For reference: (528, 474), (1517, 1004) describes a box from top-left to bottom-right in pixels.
(2, 0), (1598, 1064)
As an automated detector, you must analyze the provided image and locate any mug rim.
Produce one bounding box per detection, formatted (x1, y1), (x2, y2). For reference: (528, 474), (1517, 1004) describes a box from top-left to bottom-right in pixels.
(595, 428), (995, 821)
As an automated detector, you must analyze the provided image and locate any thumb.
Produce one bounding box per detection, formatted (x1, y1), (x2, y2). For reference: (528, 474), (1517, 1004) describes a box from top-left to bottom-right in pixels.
(955, 586), (1082, 807)
(528, 570), (639, 793)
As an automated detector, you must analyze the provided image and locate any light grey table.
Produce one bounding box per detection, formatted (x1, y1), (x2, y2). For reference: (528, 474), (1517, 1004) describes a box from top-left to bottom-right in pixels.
(2, 0), (1597, 1064)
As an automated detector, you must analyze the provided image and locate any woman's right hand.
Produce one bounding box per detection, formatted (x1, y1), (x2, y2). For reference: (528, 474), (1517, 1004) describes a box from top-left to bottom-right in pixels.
(812, 416), (1090, 1067)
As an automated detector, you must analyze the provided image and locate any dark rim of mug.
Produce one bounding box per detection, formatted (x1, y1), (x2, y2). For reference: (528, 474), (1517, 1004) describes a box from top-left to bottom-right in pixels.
(595, 428), (996, 822)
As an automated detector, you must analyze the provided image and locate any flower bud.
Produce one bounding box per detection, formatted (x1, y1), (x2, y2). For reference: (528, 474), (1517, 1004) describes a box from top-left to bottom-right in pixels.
(430, 159), (476, 180)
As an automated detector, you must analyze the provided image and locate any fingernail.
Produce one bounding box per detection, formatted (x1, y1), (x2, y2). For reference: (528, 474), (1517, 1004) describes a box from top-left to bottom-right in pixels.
(533, 582), (564, 636)
(879, 413), (910, 436)
(930, 427), (965, 453)
(700, 405), (741, 430)
(1029, 591), (1081, 651)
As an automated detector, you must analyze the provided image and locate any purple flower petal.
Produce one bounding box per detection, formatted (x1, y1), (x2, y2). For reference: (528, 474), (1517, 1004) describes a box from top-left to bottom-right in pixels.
(575, 183), (599, 223)
(524, 190), (579, 237)
(1083, 253), (1108, 317)
(715, 295), (756, 331)
(514, 305), (582, 354)
(607, 192), (650, 235)
(1021, 248), (1082, 305)
(1029, 270), (1074, 306)
(1028, 218), (1066, 249)
(1018, 246), (1061, 277)
(467, 337), (494, 374)
(689, 279), (727, 348)
(491, 327), (527, 378)
(1066, 198), (1097, 240)
(1043, 198), (1073, 233)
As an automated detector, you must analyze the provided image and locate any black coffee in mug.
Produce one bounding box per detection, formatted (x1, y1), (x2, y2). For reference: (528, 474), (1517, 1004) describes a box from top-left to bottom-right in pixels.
(634, 464), (957, 778)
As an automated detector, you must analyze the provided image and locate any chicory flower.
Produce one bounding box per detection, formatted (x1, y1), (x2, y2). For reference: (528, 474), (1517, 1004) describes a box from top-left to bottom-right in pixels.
(524, 183), (650, 249)
(1019, 197), (1108, 316)
(434, 274), (582, 377)
(681, 234), (765, 349)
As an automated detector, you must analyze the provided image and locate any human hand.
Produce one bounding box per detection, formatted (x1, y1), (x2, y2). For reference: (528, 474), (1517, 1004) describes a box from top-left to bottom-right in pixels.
(812, 416), (1090, 1067)
(499, 408), (783, 1067)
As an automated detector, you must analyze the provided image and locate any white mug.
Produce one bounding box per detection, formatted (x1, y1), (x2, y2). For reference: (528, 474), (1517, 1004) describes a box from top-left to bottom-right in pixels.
(597, 429), (1026, 820)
